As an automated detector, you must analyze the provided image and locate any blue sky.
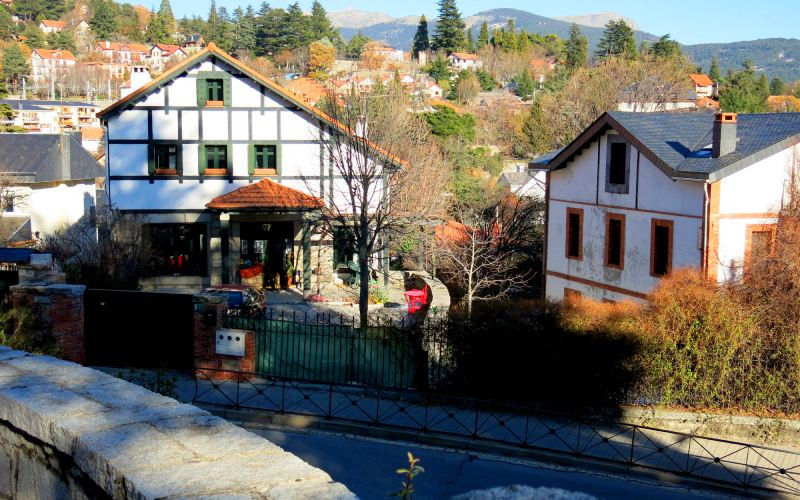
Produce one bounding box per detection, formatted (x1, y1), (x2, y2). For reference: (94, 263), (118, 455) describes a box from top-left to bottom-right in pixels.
(170, 0), (800, 45)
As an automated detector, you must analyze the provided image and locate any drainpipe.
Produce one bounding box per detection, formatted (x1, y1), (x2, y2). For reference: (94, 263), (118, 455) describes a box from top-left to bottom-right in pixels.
(702, 181), (710, 275)
(102, 120), (111, 207)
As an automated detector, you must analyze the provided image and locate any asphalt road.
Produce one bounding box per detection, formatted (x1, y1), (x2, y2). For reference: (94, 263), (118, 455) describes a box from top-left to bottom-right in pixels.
(247, 424), (742, 499)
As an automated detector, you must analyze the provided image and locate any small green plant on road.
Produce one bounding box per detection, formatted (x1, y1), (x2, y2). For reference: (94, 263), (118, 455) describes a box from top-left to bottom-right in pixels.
(391, 452), (424, 499)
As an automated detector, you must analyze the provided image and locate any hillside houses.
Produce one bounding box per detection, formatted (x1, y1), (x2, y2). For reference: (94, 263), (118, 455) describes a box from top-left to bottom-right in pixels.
(448, 52), (482, 70)
(38, 20), (65, 33)
(30, 49), (76, 83)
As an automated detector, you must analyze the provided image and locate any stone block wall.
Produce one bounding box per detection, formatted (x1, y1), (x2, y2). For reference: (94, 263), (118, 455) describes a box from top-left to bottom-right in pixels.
(0, 347), (354, 498)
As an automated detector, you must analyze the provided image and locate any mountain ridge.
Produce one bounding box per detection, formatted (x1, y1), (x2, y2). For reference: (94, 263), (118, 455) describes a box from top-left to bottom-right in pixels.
(332, 7), (800, 81)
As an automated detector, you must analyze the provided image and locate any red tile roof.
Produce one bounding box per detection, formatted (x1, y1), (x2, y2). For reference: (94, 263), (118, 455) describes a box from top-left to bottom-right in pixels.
(81, 126), (104, 140)
(689, 73), (714, 87)
(40, 20), (66, 28)
(206, 178), (323, 211)
(450, 52), (480, 61)
(696, 97), (720, 109)
(33, 48), (77, 61)
(152, 44), (184, 57)
(96, 41), (149, 53)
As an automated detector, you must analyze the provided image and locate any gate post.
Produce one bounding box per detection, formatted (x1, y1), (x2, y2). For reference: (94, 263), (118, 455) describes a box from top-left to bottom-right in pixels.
(192, 292), (255, 377)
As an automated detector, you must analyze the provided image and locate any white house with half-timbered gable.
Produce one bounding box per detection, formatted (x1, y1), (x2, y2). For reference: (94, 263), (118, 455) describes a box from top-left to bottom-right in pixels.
(99, 43), (393, 293)
(533, 111), (800, 302)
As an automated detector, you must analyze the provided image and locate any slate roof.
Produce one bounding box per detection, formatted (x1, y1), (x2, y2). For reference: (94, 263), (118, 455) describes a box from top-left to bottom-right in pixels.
(206, 178), (323, 211)
(498, 171), (533, 187)
(0, 134), (104, 183)
(534, 111), (800, 181)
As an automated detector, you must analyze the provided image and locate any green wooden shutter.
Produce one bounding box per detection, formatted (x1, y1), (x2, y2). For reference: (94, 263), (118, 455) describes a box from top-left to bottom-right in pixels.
(198, 144), (206, 175)
(248, 143), (255, 175)
(223, 78), (232, 106)
(196, 78), (207, 107)
(147, 144), (155, 174)
(225, 144), (232, 173)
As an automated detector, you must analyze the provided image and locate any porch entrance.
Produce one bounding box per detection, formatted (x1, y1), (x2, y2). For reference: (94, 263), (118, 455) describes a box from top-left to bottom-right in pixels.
(238, 221), (296, 289)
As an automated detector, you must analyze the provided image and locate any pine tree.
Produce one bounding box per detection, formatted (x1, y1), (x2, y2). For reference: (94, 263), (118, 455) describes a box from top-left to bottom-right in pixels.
(412, 15), (430, 56)
(476, 21), (489, 49)
(146, 10), (168, 44)
(650, 34), (681, 59)
(770, 77), (786, 96)
(91, 0), (120, 40)
(709, 57), (721, 83)
(518, 30), (531, 51)
(232, 6), (257, 56)
(282, 2), (311, 50)
(595, 20), (637, 61)
(3, 44), (29, 88)
(564, 23), (588, 71)
(719, 60), (769, 113)
(158, 0), (176, 37)
(48, 30), (76, 52)
(309, 1), (335, 41)
(465, 28), (474, 53)
(431, 0), (465, 54)
(504, 19), (518, 52)
(492, 29), (503, 49)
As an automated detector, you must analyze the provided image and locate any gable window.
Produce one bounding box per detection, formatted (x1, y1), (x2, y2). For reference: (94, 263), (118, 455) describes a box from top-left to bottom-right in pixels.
(206, 79), (223, 103)
(650, 219), (674, 277)
(744, 224), (776, 274)
(605, 213), (625, 269)
(605, 137), (630, 194)
(204, 144), (228, 174)
(196, 72), (231, 107)
(149, 143), (180, 174)
(565, 207), (583, 260)
(249, 143), (280, 175)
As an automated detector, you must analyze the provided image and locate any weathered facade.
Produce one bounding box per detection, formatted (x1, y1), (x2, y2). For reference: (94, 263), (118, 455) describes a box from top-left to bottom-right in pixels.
(535, 111), (800, 302)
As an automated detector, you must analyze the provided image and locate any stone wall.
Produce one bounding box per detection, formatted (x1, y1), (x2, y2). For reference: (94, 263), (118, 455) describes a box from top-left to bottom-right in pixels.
(0, 347), (354, 499)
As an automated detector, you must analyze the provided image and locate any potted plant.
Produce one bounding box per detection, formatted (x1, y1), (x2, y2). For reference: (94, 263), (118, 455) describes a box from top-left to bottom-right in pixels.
(285, 256), (295, 288)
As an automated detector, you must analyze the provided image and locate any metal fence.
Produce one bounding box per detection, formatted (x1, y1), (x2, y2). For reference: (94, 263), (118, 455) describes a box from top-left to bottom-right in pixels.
(223, 311), (424, 389)
(193, 367), (800, 496)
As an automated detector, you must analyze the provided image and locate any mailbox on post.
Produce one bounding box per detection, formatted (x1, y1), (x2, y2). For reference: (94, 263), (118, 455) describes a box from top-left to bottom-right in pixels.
(215, 328), (247, 357)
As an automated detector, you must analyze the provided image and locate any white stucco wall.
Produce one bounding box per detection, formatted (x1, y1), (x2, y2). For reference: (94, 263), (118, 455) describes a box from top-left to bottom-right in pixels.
(13, 183), (97, 237)
(105, 55), (384, 213)
(713, 145), (800, 282)
(546, 130), (704, 302)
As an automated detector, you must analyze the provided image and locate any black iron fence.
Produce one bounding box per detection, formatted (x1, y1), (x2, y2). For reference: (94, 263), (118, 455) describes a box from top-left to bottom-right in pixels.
(193, 368), (800, 496)
(223, 311), (425, 389)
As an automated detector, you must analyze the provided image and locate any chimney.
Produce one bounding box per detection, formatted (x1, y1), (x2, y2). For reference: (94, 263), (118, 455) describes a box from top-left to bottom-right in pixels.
(121, 66), (152, 98)
(60, 133), (71, 181)
(712, 112), (737, 158)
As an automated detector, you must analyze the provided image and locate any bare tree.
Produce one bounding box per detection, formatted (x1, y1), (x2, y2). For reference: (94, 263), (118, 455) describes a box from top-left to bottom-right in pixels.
(40, 205), (152, 289)
(311, 87), (449, 326)
(435, 195), (543, 316)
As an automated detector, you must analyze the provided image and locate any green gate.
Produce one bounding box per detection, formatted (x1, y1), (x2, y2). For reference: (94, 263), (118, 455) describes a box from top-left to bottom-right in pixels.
(223, 314), (423, 389)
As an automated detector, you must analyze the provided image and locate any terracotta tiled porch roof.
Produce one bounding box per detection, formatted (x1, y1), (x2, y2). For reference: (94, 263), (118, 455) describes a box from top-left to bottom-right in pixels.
(206, 178), (323, 211)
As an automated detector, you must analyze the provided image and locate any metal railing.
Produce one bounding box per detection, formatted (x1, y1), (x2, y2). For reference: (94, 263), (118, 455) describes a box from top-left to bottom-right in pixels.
(193, 367), (800, 496)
